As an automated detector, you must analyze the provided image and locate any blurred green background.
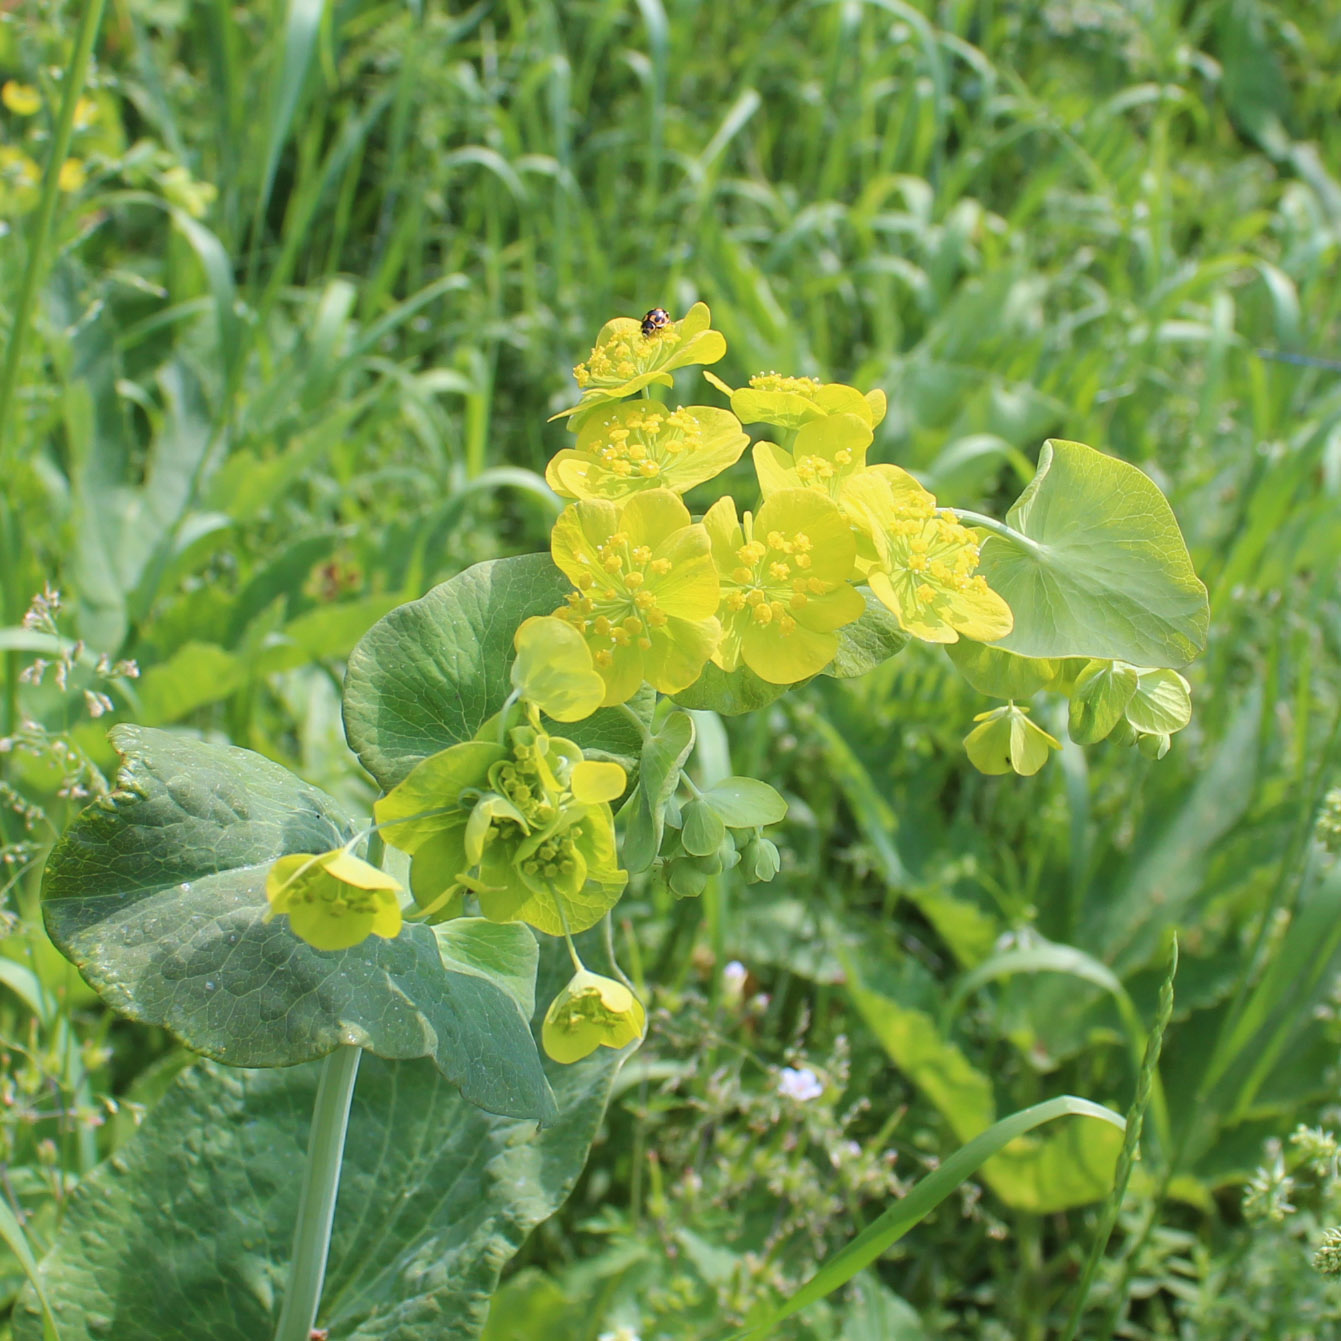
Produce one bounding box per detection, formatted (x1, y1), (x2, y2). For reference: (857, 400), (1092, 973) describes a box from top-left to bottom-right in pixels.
(3, 1), (1341, 1337)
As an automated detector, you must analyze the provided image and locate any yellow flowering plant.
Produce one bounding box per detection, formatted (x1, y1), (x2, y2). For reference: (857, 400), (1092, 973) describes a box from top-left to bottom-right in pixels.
(39, 303), (1209, 1335)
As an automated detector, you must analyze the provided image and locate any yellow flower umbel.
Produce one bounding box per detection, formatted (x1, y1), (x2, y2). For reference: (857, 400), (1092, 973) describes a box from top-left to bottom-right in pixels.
(845, 468), (1014, 645)
(705, 369), (887, 431)
(752, 413), (876, 503)
(551, 489), (720, 704)
(546, 402), (747, 503)
(542, 968), (646, 1064)
(553, 302), (727, 426)
(702, 489), (864, 684)
(375, 717), (628, 935)
(265, 848), (403, 952)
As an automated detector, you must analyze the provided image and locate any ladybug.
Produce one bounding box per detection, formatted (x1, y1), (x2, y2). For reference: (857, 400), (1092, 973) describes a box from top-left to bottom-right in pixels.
(641, 307), (671, 337)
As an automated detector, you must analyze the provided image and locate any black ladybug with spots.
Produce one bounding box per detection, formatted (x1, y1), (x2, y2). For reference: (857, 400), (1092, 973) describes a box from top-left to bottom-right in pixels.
(641, 307), (671, 337)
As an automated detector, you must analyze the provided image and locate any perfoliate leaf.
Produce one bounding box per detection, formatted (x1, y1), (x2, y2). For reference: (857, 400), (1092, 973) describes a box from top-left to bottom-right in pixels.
(702, 777), (789, 828)
(976, 440), (1209, 667)
(680, 798), (727, 857)
(824, 586), (912, 679)
(343, 554), (648, 790)
(619, 712), (696, 873)
(672, 659), (790, 715)
(1068, 660), (1140, 744)
(1124, 667), (1193, 735)
(42, 727), (554, 1121)
(946, 640), (1061, 700)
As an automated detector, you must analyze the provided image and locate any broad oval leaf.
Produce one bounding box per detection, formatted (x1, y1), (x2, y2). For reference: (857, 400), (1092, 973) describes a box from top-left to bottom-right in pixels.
(1068, 660), (1139, 744)
(945, 639), (1060, 700)
(14, 1048), (618, 1341)
(342, 553), (648, 790)
(702, 777), (788, 828)
(619, 711), (695, 873)
(823, 586), (912, 679)
(672, 659), (789, 715)
(42, 727), (554, 1121)
(976, 440), (1209, 667)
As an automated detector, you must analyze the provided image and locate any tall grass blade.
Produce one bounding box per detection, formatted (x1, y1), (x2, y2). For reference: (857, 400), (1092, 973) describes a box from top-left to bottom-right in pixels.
(1059, 935), (1179, 1341)
(717, 1094), (1126, 1340)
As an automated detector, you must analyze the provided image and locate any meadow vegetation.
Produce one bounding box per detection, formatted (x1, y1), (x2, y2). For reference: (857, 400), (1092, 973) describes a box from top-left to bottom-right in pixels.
(2, 1), (1341, 1337)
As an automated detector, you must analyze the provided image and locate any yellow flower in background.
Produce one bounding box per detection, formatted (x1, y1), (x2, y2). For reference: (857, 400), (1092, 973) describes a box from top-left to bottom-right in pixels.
(546, 402), (748, 502)
(845, 468), (1013, 645)
(552, 302), (727, 426)
(703, 489), (864, 684)
(0, 145), (41, 213)
(705, 369), (886, 431)
(550, 489), (720, 704)
(265, 848), (403, 951)
(2, 82), (40, 117)
(752, 413), (876, 502)
(58, 158), (86, 192)
(542, 968), (646, 1064)
(73, 96), (99, 130)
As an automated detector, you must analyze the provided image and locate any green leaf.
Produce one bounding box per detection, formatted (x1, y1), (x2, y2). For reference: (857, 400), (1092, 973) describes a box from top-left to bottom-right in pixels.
(945, 640), (1060, 700)
(42, 727), (554, 1121)
(13, 1045), (618, 1341)
(702, 777), (788, 828)
(1068, 660), (1139, 744)
(824, 586), (912, 679)
(680, 798), (727, 857)
(343, 554), (647, 790)
(844, 965), (1123, 1212)
(135, 641), (247, 723)
(976, 440), (1209, 667)
(1124, 667), (1192, 735)
(619, 712), (695, 873)
(672, 659), (789, 715)
(433, 919), (539, 1021)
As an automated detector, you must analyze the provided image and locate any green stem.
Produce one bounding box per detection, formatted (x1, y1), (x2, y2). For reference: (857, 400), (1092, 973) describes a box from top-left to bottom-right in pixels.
(950, 508), (1046, 558)
(0, 0), (106, 474)
(0, 0), (106, 745)
(274, 1044), (362, 1341)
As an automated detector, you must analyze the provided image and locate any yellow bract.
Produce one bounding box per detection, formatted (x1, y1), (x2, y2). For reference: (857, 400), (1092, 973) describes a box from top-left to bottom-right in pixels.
(752, 413), (876, 503)
(511, 615), (604, 722)
(845, 469), (1014, 645)
(265, 849), (403, 951)
(550, 489), (720, 704)
(546, 402), (747, 502)
(552, 302), (727, 426)
(704, 369), (886, 430)
(964, 704), (1061, 776)
(703, 490), (864, 684)
(542, 968), (646, 1064)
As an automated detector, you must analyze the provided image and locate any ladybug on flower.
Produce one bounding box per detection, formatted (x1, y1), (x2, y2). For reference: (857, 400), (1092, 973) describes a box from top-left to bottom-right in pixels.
(641, 306), (671, 337)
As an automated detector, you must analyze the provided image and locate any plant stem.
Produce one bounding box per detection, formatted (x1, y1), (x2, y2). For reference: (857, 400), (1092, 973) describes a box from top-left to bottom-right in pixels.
(0, 0), (105, 473)
(274, 1044), (362, 1341)
(950, 508), (1047, 558)
(0, 0), (106, 744)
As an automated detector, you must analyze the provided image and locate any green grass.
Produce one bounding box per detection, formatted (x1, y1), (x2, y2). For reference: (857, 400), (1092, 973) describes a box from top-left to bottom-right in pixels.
(3, 0), (1341, 1336)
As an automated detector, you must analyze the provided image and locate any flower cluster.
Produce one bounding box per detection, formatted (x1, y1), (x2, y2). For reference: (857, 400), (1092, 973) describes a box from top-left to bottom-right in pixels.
(264, 303), (1041, 1065)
